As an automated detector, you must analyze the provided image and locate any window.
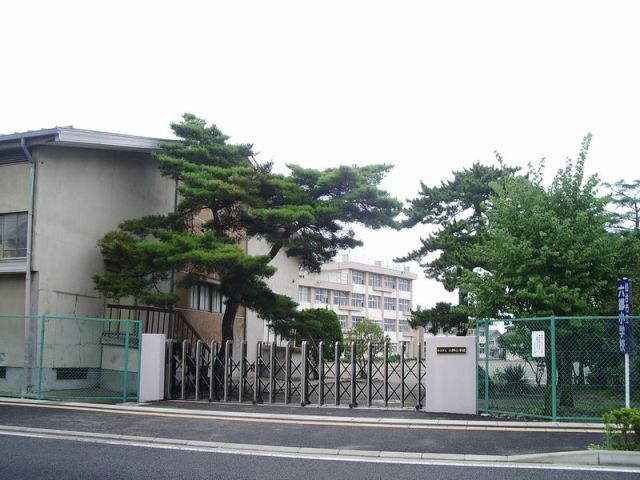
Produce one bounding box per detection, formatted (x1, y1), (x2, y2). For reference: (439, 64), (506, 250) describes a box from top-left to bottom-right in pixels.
(479, 343), (486, 355)
(398, 299), (411, 312)
(298, 286), (310, 302)
(338, 315), (348, 328)
(368, 295), (380, 309)
(333, 290), (348, 306)
(0, 212), (28, 259)
(384, 297), (396, 311)
(398, 278), (411, 292)
(383, 276), (395, 289)
(399, 320), (410, 332)
(373, 318), (383, 329)
(190, 284), (223, 312)
(351, 316), (364, 328)
(351, 293), (364, 308)
(384, 318), (395, 332)
(368, 273), (381, 287)
(315, 288), (329, 304)
(352, 270), (364, 285)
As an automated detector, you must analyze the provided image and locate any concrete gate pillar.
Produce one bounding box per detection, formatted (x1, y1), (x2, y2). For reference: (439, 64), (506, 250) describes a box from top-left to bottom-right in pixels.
(424, 336), (477, 415)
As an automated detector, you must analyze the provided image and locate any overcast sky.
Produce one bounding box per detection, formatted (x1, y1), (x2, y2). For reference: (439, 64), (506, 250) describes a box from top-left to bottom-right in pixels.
(3, 1), (639, 307)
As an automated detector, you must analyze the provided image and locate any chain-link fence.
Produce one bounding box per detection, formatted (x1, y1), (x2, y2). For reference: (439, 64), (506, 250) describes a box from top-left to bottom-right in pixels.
(477, 316), (640, 420)
(0, 315), (141, 402)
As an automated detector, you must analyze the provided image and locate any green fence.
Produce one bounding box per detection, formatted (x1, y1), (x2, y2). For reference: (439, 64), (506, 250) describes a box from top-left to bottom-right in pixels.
(0, 315), (141, 403)
(477, 316), (640, 421)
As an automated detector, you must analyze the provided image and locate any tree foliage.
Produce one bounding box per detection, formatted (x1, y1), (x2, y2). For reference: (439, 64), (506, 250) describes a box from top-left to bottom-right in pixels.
(461, 134), (618, 319)
(94, 114), (401, 343)
(408, 302), (468, 335)
(462, 134), (624, 412)
(343, 319), (389, 377)
(397, 160), (518, 298)
(270, 308), (343, 353)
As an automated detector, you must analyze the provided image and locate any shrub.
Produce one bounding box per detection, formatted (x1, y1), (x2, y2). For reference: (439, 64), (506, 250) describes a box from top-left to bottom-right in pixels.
(603, 408), (640, 451)
(493, 364), (528, 392)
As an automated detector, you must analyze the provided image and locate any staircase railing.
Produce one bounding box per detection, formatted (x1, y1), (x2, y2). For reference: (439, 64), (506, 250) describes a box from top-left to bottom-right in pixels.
(105, 304), (206, 347)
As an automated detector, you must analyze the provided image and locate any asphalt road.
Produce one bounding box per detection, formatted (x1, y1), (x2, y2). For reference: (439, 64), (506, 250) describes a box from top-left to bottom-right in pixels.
(0, 402), (603, 456)
(1, 435), (636, 480)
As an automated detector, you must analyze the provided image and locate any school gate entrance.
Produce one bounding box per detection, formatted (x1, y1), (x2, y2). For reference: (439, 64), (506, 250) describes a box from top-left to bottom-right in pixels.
(165, 339), (426, 409)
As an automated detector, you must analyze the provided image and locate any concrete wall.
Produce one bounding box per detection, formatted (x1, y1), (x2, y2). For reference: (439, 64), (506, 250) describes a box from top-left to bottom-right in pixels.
(31, 145), (176, 317)
(245, 238), (300, 362)
(0, 163), (29, 212)
(0, 275), (26, 369)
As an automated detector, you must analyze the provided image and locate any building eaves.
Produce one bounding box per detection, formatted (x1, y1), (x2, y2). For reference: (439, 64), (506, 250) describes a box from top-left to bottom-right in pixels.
(0, 126), (172, 153)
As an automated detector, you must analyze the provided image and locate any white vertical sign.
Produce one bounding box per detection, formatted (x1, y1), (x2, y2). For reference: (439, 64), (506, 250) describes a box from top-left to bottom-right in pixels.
(532, 331), (545, 357)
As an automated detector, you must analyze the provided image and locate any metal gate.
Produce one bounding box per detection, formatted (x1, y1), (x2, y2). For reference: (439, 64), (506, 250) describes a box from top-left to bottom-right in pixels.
(166, 340), (425, 409)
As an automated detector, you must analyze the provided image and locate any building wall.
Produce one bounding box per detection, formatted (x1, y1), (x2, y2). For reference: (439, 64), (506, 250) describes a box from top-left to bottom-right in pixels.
(245, 238), (300, 362)
(31, 146), (176, 317)
(0, 274), (26, 369)
(298, 258), (422, 357)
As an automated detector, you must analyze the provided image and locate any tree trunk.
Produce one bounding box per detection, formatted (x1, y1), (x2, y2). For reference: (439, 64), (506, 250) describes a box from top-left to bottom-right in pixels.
(221, 295), (241, 343)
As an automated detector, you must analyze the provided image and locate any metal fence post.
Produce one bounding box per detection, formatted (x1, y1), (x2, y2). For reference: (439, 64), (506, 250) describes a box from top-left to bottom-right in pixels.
(195, 340), (202, 400)
(383, 342), (389, 408)
(285, 342), (291, 404)
(123, 319), (130, 403)
(417, 340), (423, 410)
(165, 340), (174, 400)
(301, 341), (308, 406)
(37, 316), (46, 399)
(318, 341), (325, 406)
(400, 342), (406, 408)
(269, 342), (276, 404)
(350, 342), (357, 407)
(223, 340), (231, 402)
(335, 342), (341, 406)
(254, 342), (261, 404)
(366, 342), (372, 407)
(181, 340), (188, 401)
(484, 319), (489, 412)
(210, 340), (217, 401)
(136, 319), (143, 403)
(239, 341), (247, 402)
(551, 316), (557, 421)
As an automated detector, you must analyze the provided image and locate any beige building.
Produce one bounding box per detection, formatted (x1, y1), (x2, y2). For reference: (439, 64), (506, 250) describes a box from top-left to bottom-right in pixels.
(0, 126), (303, 388)
(297, 255), (422, 357)
(0, 127), (176, 319)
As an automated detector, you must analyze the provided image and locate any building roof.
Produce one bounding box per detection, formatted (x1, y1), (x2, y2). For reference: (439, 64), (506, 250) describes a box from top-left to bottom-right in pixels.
(320, 254), (418, 279)
(0, 127), (171, 158)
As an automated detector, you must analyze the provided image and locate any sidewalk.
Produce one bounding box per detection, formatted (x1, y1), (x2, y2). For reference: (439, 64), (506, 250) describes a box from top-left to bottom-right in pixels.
(0, 397), (638, 469)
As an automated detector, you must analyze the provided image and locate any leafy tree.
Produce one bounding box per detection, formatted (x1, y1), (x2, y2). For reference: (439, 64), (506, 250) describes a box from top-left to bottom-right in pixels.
(94, 114), (401, 344)
(408, 302), (468, 335)
(343, 319), (389, 378)
(397, 160), (518, 302)
(462, 134), (621, 413)
(270, 308), (343, 360)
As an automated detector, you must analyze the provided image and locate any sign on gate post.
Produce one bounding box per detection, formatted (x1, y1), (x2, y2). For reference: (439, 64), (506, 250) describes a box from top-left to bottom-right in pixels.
(617, 278), (632, 408)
